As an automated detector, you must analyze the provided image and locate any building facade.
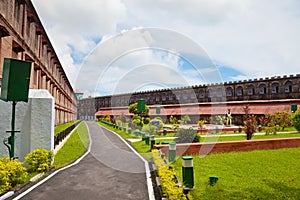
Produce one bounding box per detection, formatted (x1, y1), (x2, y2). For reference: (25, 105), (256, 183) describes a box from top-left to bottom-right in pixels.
(94, 74), (300, 109)
(77, 74), (300, 124)
(0, 0), (77, 125)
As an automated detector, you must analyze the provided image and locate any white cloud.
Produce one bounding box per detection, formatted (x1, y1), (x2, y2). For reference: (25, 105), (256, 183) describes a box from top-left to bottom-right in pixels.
(32, 0), (300, 95)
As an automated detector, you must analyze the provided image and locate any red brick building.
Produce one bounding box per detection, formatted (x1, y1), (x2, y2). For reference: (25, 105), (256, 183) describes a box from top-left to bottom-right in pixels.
(89, 74), (300, 124)
(0, 0), (77, 125)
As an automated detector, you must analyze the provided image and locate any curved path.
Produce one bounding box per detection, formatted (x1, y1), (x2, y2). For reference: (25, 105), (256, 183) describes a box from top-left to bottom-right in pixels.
(15, 121), (152, 200)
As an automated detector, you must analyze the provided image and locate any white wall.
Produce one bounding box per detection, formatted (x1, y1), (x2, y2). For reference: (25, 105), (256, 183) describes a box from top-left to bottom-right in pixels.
(0, 89), (54, 161)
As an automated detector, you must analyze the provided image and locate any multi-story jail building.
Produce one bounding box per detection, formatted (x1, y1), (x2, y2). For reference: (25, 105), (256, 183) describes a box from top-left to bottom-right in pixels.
(0, 0), (77, 125)
(77, 74), (300, 124)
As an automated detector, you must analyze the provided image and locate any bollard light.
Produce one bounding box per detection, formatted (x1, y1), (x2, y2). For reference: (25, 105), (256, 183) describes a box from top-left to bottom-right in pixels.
(182, 156), (194, 188)
(209, 176), (219, 186)
(169, 142), (176, 163)
(150, 135), (155, 149)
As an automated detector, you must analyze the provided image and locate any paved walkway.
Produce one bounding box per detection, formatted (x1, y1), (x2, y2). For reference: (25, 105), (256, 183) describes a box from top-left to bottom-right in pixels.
(15, 122), (151, 200)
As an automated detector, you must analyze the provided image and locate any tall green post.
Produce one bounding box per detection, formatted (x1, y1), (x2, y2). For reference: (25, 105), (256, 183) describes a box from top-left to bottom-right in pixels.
(182, 156), (194, 188)
(10, 101), (16, 158)
(150, 135), (155, 149)
(291, 104), (297, 113)
(168, 142), (176, 163)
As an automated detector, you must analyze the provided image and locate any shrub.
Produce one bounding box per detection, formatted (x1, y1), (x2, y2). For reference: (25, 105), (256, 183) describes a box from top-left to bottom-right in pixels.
(152, 150), (191, 200)
(292, 110), (300, 132)
(264, 111), (292, 133)
(25, 148), (53, 172)
(142, 124), (157, 135)
(175, 128), (200, 143)
(244, 115), (258, 140)
(169, 115), (178, 124)
(150, 117), (164, 130)
(0, 156), (28, 195)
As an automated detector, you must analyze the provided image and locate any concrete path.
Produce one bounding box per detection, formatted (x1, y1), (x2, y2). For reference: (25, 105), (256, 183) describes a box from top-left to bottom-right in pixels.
(15, 121), (152, 200)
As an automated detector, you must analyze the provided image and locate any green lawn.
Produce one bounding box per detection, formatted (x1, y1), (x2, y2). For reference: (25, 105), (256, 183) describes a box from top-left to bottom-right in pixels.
(54, 120), (79, 136)
(98, 122), (138, 139)
(202, 133), (300, 143)
(53, 122), (89, 168)
(173, 148), (300, 200)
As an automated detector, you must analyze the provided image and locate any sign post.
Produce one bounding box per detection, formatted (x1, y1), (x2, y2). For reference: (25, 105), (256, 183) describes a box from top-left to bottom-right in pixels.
(1, 58), (32, 159)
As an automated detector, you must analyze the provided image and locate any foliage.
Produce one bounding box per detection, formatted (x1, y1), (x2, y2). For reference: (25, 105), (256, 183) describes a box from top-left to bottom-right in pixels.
(292, 109), (300, 132)
(101, 114), (111, 122)
(116, 119), (122, 127)
(175, 128), (200, 143)
(215, 115), (226, 125)
(263, 111), (292, 134)
(25, 148), (53, 172)
(169, 115), (178, 125)
(181, 115), (191, 124)
(244, 115), (258, 140)
(54, 122), (89, 168)
(141, 117), (164, 134)
(131, 116), (142, 129)
(152, 150), (191, 200)
(143, 117), (150, 124)
(198, 119), (207, 128)
(0, 156), (28, 195)
(150, 117), (164, 130)
(128, 102), (150, 115)
(142, 124), (157, 135)
(243, 105), (257, 140)
(174, 148), (300, 200)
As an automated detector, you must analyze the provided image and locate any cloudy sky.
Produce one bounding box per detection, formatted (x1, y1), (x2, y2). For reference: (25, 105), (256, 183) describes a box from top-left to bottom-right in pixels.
(32, 0), (300, 97)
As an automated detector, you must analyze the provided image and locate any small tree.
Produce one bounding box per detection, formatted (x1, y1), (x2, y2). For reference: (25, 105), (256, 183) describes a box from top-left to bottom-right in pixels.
(264, 111), (292, 134)
(243, 105), (257, 140)
(292, 110), (300, 132)
(128, 102), (149, 115)
(169, 115), (178, 125)
(198, 119), (207, 134)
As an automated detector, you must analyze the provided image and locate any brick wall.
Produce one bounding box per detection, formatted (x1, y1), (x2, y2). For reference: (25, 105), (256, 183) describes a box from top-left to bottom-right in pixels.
(153, 137), (300, 156)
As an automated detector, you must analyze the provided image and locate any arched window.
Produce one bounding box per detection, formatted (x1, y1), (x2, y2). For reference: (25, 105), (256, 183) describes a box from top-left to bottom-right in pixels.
(168, 94), (173, 100)
(285, 82), (293, 93)
(271, 83), (279, 94)
(247, 85), (255, 95)
(162, 94), (166, 101)
(236, 86), (243, 96)
(208, 89), (212, 98)
(199, 90), (205, 98)
(226, 87), (233, 97)
(259, 84), (267, 94)
(217, 88), (223, 97)
(156, 95), (160, 101)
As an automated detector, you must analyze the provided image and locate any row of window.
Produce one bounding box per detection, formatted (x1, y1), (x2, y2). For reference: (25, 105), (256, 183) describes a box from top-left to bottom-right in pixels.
(95, 82), (300, 107)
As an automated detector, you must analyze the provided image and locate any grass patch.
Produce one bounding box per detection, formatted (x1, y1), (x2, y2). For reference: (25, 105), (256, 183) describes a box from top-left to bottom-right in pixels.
(202, 133), (300, 143)
(155, 132), (176, 138)
(53, 122), (89, 168)
(98, 122), (138, 139)
(54, 120), (79, 136)
(174, 148), (300, 200)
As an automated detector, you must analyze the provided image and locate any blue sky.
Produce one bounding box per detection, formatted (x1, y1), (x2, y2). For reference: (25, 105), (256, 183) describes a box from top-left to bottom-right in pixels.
(32, 0), (300, 97)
